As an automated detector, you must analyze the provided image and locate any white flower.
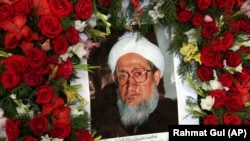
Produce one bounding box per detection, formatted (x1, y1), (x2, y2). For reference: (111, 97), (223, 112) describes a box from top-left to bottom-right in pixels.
(200, 96), (215, 111)
(10, 93), (16, 99)
(16, 103), (34, 117)
(71, 42), (87, 59)
(209, 80), (223, 90)
(60, 47), (71, 62)
(70, 104), (85, 116)
(87, 14), (98, 28)
(184, 28), (198, 44)
(201, 82), (212, 91)
(74, 20), (87, 32)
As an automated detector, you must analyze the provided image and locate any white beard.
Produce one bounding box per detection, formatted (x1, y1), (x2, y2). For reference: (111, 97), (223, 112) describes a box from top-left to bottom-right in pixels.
(117, 83), (159, 127)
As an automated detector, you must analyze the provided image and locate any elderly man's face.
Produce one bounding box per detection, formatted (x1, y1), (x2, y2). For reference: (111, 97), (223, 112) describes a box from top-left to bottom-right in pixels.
(115, 53), (161, 106)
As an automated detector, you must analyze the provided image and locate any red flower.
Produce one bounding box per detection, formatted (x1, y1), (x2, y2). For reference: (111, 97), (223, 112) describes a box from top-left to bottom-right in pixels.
(49, 123), (71, 139)
(224, 51), (242, 67)
(22, 67), (45, 87)
(75, 129), (94, 141)
(4, 55), (28, 72)
(52, 35), (69, 55)
(52, 106), (71, 125)
(196, 0), (211, 11)
(38, 14), (63, 39)
(223, 113), (242, 125)
(6, 119), (22, 141)
(0, 70), (21, 89)
(57, 59), (74, 80)
(218, 73), (234, 88)
(177, 9), (192, 22)
(197, 65), (214, 81)
(14, 0), (33, 16)
(225, 96), (245, 111)
(23, 136), (39, 141)
(201, 21), (219, 39)
(48, 0), (73, 19)
(29, 114), (49, 136)
(35, 85), (56, 105)
(75, 0), (93, 20)
(203, 114), (219, 125)
(210, 89), (227, 108)
(65, 26), (80, 45)
(200, 44), (221, 67)
(41, 97), (65, 115)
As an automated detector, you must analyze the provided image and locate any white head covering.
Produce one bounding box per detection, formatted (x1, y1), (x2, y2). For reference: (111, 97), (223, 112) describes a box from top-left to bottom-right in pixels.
(108, 32), (165, 77)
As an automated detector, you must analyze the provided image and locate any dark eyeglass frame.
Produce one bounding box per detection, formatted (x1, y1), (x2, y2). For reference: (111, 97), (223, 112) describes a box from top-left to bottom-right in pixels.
(115, 68), (152, 86)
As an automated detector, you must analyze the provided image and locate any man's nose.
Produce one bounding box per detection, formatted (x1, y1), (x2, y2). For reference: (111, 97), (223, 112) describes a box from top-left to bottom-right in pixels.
(127, 76), (137, 86)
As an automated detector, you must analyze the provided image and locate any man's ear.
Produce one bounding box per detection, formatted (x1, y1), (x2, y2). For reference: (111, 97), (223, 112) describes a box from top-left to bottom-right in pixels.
(153, 70), (161, 85)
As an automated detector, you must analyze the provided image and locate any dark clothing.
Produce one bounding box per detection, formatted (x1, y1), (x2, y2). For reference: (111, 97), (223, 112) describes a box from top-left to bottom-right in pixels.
(91, 83), (178, 139)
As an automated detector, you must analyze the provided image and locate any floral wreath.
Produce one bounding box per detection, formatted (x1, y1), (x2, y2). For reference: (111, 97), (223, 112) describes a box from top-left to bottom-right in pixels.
(0, 0), (110, 140)
(0, 0), (179, 140)
(170, 0), (250, 125)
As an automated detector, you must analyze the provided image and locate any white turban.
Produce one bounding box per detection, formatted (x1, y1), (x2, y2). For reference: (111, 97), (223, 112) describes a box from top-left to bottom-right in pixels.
(108, 32), (165, 77)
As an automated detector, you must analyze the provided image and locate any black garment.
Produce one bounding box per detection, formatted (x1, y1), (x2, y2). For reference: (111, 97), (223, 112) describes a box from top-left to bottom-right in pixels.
(91, 83), (178, 139)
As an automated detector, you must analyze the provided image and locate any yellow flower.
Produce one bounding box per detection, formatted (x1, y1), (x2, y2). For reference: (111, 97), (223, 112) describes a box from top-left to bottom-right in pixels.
(63, 81), (84, 103)
(180, 43), (201, 64)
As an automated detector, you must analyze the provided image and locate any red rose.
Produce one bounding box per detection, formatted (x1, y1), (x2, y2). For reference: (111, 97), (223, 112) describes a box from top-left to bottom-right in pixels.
(22, 67), (45, 87)
(225, 51), (242, 67)
(235, 68), (250, 84)
(223, 113), (242, 125)
(228, 20), (241, 33)
(52, 106), (71, 125)
(38, 14), (62, 38)
(213, 0), (235, 11)
(57, 59), (74, 80)
(4, 32), (19, 50)
(201, 21), (219, 39)
(99, 0), (110, 7)
(52, 36), (69, 55)
(1, 70), (21, 89)
(6, 119), (22, 141)
(197, 65), (213, 81)
(4, 55), (28, 72)
(23, 136), (38, 141)
(75, 0), (93, 20)
(75, 129), (94, 141)
(48, 0), (73, 18)
(49, 123), (71, 139)
(243, 121), (250, 125)
(196, 0), (211, 11)
(25, 47), (47, 68)
(225, 96), (244, 111)
(239, 46), (250, 54)
(65, 26), (80, 45)
(177, 9), (192, 22)
(192, 13), (203, 27)
(212, 31), (234, 51)
(203, 114), (219, 125)
(200, 44), (221, 67)
(218, 73), (234, 87)
(42, 97), (65, 115)
(210, 89), (227, 108)
(29, 114), (48, 136)
(14, 0), (32, 16)
(0, 4), (14, 21)
(35, 85), (55, 105)
(240, 18), (250, 34)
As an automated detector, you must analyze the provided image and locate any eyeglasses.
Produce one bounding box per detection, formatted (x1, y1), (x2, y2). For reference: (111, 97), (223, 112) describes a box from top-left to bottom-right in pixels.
(116, 68), (152, 85)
